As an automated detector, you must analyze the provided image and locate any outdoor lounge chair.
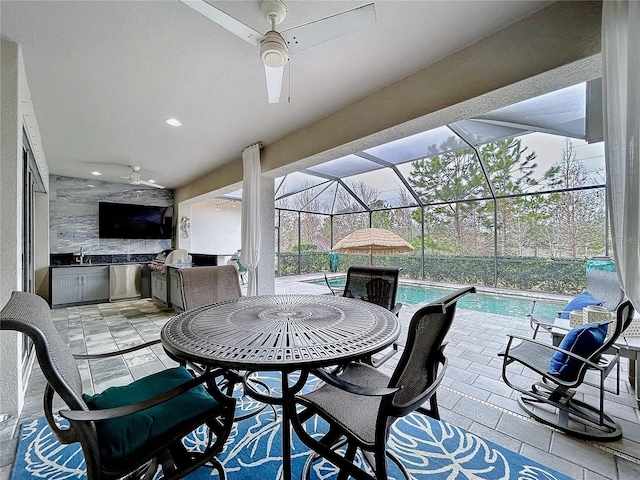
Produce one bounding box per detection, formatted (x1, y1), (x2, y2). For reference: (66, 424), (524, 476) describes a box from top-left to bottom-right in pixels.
(291, 286), (476, 480)
(501, 299), (634, 441)
(227, 258), (247, 284)
(529, 269), (624, 339)
(328, 266), (403, 367)
(0, 291), (236, 480)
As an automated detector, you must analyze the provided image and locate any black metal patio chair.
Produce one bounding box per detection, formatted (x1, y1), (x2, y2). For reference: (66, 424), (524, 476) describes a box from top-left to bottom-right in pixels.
(291, 286), (476, 480)
(0, 291), (236, 480)
(326, 266), (403, 367)
(501, 299), (634, 441)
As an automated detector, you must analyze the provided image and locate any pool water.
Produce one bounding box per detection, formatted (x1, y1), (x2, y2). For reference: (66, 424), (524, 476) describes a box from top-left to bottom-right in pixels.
(307, 277), (566, 318)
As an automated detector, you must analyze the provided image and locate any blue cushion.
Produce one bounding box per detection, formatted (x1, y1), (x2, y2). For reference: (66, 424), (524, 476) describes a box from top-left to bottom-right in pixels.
(548, 322), (609, 381)
(559, 291), (604, 319)
(83, 367), (219, 461)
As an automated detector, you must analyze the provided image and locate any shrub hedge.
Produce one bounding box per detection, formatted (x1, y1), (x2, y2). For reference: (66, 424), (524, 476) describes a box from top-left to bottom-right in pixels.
(276, 252), (586, 295)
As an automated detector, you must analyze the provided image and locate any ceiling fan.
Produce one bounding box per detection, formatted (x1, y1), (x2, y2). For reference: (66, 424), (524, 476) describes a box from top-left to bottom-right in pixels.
(120, 166), (165, 189)
(179, 0), (376, 103)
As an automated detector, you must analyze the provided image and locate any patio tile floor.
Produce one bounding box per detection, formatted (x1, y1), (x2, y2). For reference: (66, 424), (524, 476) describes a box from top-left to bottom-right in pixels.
(1, 274), (639, 480)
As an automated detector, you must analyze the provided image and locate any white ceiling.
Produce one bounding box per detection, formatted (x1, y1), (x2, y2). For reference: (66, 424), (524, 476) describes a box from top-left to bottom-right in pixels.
(1, 0), (551, 190)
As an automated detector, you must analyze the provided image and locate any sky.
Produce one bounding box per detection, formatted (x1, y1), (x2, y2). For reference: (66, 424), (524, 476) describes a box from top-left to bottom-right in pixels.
(519, 132), (605, 183)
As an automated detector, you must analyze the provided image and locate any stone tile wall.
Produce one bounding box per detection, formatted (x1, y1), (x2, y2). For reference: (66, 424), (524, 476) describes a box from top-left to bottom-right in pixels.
(49, 175), (174, 256)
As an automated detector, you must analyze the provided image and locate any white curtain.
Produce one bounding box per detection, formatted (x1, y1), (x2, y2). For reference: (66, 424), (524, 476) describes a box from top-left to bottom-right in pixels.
(602, 0), (640, 310)
(240, 144), (262, 296)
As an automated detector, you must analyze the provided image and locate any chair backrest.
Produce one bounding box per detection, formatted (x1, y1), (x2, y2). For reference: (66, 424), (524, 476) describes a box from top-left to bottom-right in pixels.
(227, 258), (248, 273)
(366, 278), (391, 308)
(228, 258), (247, 273)
(586, 269), (624, 311)
(179, 265), (242, 310)
(569, 300), (635, 384)
(342, 266), (400, 311)
(0, 291), (86, 410)
(385, 286), (476, 416)
(593, 299), (634, 357)
(236, 259), (247, 273)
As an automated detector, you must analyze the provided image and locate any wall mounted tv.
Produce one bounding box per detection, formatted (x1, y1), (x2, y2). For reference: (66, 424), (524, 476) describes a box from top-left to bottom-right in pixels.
(99, 202), (173, 239)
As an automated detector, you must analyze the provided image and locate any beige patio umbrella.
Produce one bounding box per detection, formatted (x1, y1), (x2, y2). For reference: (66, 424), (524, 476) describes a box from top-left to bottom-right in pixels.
(332, 228), (414, 265)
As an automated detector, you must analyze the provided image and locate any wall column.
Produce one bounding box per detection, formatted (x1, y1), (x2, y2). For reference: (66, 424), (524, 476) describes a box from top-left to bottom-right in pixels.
(0, 39), (24, 421)
(257, 178), (275, 294)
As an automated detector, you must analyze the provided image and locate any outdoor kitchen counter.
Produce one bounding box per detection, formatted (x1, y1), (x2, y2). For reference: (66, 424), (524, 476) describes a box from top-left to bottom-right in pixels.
(49, 263), (147, 307)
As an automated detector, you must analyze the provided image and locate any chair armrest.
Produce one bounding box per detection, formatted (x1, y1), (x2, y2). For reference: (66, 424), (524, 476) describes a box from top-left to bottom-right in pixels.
(368, 343), (398, 368)
(323, 273), (337, 295)
(60, 367), (223, 422)
(528, 312), (557, 324)
(310, 368), (398, 397)
(390, 303), (402, 316)
(504, 334), (605, 370)
(394, 353), (447, 412)
(73, 339), (161, 360)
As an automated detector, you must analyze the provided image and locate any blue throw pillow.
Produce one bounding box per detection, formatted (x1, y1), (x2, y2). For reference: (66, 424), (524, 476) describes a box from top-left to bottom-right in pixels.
(559, 291), (604, 319)
(548, 322), (609, 381)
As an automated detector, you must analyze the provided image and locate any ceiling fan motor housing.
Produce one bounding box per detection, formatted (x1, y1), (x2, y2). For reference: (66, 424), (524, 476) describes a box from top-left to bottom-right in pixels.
(261, 0), (287, 25)
(260, 31), (289, 67)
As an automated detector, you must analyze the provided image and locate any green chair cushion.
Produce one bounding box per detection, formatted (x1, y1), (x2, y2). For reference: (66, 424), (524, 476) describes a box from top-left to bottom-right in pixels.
(83, 366), (219, 461)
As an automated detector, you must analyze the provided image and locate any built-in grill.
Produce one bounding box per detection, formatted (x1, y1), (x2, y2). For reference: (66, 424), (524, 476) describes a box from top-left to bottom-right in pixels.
(149, 249), (173, 274)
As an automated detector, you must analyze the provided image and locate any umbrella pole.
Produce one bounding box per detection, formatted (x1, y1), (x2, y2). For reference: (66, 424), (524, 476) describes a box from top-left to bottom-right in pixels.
(370, 247), (373, 266)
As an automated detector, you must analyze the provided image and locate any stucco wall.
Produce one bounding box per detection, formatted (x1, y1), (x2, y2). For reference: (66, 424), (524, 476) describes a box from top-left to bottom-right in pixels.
(0, 39), (49, 419)
(0, 38), (22, 419)
(189, 201), (242, 256)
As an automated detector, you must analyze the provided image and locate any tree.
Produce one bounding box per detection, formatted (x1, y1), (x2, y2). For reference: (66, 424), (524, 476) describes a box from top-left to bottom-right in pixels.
(408, 136), (487, 251)
(543, 138), (605, 258)
(482, 139), (538, 255)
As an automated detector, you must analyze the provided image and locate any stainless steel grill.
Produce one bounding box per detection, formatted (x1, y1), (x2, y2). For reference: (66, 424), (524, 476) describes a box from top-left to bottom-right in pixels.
(149, 249), (173, 273)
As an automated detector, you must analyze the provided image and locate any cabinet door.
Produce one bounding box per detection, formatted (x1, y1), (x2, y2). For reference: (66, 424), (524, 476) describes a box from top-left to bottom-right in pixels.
(82, 270), (110, 302)
(169, 270), (183, 310)
(152, 273), (167, 302)
(52, 274), (82, 306)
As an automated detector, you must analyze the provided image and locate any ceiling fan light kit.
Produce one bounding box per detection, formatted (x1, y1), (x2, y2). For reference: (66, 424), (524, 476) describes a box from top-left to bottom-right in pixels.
(260, 31), (289, 68)
(180, 0), (376, 104)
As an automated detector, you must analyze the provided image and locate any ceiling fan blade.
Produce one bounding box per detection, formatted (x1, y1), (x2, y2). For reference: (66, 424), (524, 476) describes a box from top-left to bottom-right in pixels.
(179, 0), (265, 46)
(264, 64), (285, 104)
(138, 179), (166, 189)
(281, 3), (375, 55)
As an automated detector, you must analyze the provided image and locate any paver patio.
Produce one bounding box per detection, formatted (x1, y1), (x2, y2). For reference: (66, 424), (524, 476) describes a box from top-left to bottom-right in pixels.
(1, 275), (638, 480)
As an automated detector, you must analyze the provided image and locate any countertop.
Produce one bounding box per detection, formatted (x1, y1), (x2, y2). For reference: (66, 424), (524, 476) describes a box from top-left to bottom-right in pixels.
(50, 263), (145, 268)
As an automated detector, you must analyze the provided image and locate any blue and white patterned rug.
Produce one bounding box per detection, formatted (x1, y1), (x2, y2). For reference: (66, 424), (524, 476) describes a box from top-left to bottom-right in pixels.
(11, 373), (570, 480)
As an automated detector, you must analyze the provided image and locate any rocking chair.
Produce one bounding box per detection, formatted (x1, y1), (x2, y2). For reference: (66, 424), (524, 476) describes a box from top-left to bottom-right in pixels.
(502, 299), (634, 441)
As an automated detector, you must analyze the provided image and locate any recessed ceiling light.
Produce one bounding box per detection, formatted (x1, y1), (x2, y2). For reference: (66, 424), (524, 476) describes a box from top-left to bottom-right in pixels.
(88, 184), (95, 188)
(165, 118), (182, 127)
(91, 171), (101, 176)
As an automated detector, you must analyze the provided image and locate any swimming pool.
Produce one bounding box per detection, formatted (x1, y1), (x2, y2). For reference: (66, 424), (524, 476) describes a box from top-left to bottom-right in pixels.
(306, 277), (566, 318)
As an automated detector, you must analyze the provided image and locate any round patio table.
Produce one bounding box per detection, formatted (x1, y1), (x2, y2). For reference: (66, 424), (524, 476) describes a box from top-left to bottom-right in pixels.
(161, 294), (400, 480)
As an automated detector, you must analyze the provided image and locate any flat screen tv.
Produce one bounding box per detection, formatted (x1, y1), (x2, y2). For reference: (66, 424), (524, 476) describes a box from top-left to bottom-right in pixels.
(99, 202), (173, 239)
